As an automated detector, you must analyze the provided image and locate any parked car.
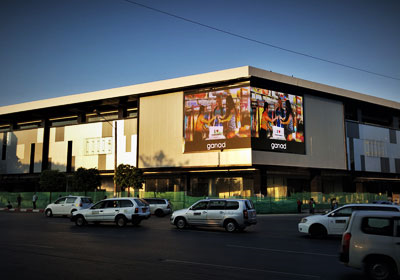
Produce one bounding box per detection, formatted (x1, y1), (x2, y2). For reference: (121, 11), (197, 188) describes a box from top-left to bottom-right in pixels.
(45, 196), (93, 217)
(170, 199), (257, 232)
(71, 197), (151, 227)
(142, 198), (172, 217)
(298, 203), (400, 237)
(340, 210), (400, 280)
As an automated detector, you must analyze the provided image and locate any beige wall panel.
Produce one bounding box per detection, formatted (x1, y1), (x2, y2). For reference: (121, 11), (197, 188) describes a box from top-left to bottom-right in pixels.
(55, 127), (65, 142)
(49, 141), (67, 171)
(98, 154), (107, 170)
(4, 128), (42, 174)
(102, 122), (113, 138)
(252, 95), (347, 169)
(16, 144), (25, 160)
(77, 155), (98, 169)
(37, 128), (44, 143)
(34, 143), (43, 172)
(139, 92), (252, 168)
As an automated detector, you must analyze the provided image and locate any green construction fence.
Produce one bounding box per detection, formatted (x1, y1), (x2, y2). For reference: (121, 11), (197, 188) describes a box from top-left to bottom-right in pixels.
(0, 191), (390, 214)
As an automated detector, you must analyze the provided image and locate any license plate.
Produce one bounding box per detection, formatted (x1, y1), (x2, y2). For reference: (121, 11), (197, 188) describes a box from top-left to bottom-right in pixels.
(142, 208), (147, 213)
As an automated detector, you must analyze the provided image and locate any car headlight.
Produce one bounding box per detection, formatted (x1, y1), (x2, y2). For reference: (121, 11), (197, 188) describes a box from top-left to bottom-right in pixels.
(300, 218), (307, 223)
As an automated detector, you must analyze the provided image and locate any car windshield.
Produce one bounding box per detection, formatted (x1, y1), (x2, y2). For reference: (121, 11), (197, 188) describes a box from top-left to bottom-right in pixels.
(91, 201), (106, 209)
(81, 198), (93, 203)
(245, 200), (255, 209)
(135, 199), (148, 206)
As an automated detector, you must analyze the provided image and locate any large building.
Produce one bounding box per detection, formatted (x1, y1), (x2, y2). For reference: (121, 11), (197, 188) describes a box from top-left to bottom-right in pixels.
(0, 66), (399, 200)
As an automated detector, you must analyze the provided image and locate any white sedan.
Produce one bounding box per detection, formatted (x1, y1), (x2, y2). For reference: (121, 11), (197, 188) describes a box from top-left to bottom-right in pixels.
(71, 197), (150, 227)
(298, 203), (400, 237)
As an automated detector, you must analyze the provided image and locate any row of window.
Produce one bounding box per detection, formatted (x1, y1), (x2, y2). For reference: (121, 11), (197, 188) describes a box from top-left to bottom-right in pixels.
(362, 217), (400, 237)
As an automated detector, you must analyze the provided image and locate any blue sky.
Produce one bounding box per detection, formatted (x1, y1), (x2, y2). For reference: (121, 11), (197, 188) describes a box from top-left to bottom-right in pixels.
(0, 0), (399, 107)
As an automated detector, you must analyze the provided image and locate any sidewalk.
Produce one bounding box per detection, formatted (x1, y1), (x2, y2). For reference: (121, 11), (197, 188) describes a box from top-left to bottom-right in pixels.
(0, 208), (44, 213)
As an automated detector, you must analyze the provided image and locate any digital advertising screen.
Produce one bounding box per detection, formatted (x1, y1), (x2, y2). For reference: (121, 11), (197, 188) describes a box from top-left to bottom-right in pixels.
(183, 86), (305, 154)
(250, 87), (305, 154)
(184, 87), (252, 152)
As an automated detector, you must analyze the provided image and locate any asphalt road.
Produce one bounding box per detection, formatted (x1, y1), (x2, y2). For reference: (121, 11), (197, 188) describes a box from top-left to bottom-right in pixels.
(0, 212), (365, 280)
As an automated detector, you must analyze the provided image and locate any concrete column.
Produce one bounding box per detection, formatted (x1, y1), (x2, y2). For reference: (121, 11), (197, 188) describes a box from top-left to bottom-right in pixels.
(310, 175), (322, 192)
(356, 182), (365, 193)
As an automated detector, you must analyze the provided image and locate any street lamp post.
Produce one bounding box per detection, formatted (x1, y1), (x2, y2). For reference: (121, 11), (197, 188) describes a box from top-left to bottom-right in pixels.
(94, 110), (118, 196)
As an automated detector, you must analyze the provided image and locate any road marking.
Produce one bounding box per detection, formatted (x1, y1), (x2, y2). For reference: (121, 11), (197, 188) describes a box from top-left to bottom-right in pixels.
(15, 244), (54, 249)
(227, 244), (337, 257)
(161, 259), (320, 279)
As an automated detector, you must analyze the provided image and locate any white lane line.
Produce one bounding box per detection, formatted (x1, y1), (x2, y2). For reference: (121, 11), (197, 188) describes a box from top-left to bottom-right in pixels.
(227, 244), (337, 257)
(162, 259), (320, 279)
(15, 244), (55, 249)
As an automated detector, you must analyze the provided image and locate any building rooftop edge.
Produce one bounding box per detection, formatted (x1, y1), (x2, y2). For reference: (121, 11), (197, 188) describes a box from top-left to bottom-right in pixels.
(0, 65), (399, 115)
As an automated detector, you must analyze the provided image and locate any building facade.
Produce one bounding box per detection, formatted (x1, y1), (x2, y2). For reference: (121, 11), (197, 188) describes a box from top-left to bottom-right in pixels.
(0, 66), (399, 199)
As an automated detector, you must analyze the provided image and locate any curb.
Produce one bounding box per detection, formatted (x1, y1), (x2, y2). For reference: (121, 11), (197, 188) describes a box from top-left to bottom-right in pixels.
(0, 208), (44, 213)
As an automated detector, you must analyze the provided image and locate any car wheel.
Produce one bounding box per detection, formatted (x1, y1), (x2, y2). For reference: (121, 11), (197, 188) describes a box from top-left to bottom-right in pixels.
(365, 259), (394, 280)
(155, 209), (164, 217)
(116, 216), (127, 227)
(45, 209), (53, 217)
(309, 224), (327, 238)
(225, 220), (237, 233)
(175, 217), (187, 229)
(75, 215), (86, 227)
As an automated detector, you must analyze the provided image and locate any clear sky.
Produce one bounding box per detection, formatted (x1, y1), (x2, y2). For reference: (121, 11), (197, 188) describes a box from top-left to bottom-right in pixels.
(0, 0), (399, 107)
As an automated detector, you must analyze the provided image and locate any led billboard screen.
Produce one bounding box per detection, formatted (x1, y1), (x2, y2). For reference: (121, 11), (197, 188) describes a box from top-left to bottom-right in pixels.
(183, 86), (305, 154)
(184, 87), (251, 152)
(250, 87), (305, 154)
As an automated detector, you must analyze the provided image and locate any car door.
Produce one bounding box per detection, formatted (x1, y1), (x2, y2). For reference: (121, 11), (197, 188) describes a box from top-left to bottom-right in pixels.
(206, 200), (226, 226)
(52, 197), (66, 214)
(102, 200), (120, 222)
(62, 197), (77, 215)
(86, 201), (106, 221)
(186, 201), (209, 225)
(328, 206), (352, 235)
(395, 219), (400, 270)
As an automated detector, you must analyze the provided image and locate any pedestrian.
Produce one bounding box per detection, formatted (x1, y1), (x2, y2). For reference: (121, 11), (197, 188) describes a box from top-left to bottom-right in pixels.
(309, 198), (316, 214)
(17, 194), (22, 208)
(330, 198), (336, 211)
(32, 192), (38, 209)
(333, 201), (339, 209)
(296, 199), (302, 213)
(7, 200), (12, 209)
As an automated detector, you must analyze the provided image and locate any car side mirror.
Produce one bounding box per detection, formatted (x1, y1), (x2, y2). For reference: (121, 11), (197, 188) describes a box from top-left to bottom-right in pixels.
(324, 210), (329, 214)
(329, 212), (335, 217)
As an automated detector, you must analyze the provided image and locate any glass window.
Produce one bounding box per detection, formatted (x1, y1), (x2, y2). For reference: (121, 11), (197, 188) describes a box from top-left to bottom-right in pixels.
(191, 201), (209, 210)
(81, 198), (93, 203)
(105, 200), (119, 208)
(66, 197), (77, 203)
(134, 199), (147, 206)
(91, 201), (106, 209)
(54, 198), (66, 204)
(143, 198), (155, 204)
(226, 201), (239, 210)
(362, 218), (394, 236)
(119, 200), (133, 208)
(245, 200), (255, 209)
(157, 199), (166, 204)
(208, 200), (226, 210)
(333, 207), (352, 217)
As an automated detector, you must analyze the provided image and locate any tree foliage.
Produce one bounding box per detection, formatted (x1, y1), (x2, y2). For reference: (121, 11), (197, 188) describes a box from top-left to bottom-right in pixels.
(71, 167), (101, 192)
(39, 170), (66, 191)
(114, 164), (144, 192)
